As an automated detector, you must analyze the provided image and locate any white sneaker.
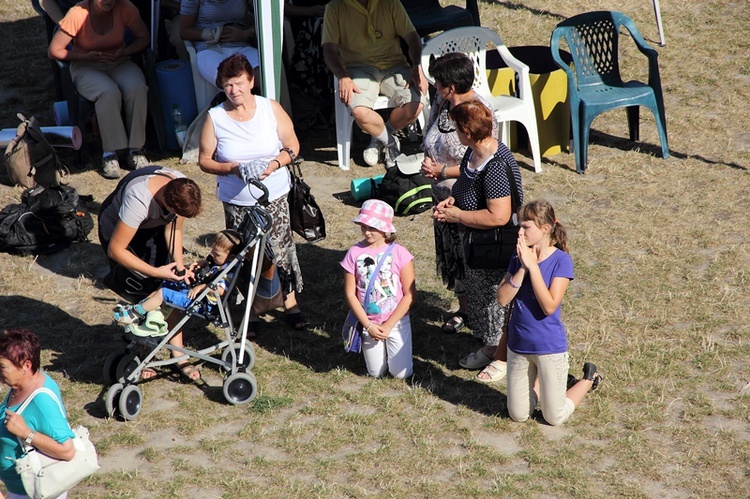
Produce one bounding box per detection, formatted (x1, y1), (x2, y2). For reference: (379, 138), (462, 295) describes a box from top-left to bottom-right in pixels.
(384, 136), (401, 169)
(101, 155), (121, 179)
(363, 137), (383, 167)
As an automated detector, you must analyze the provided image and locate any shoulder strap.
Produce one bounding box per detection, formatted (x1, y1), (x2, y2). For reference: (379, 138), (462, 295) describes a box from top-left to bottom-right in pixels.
(362, 243), (396, 308)
(477, 153), (521, 225)
(16, 387), (64, 416)
(99, 166), (175, 217)
(14, 386), (68, 452)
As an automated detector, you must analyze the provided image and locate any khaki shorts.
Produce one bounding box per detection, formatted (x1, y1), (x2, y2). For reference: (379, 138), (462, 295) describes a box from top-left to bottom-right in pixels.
(347, 63), (426, 111)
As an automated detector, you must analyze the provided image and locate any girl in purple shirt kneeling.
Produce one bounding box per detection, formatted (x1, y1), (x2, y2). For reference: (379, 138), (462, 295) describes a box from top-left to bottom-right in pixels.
(498, 200), (602, 426)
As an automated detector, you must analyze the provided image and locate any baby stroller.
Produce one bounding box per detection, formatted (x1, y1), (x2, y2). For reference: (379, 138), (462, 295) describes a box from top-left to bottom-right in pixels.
(103, 180), (274, 421)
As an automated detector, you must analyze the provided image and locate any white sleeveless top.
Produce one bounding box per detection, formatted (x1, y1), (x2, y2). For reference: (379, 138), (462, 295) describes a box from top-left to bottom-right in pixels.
(209, 97), (290, 206)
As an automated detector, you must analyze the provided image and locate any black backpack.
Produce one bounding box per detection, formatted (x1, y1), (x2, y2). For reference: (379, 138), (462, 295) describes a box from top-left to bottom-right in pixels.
(0, 185), (93, 255)
(378, 167), (435, 216)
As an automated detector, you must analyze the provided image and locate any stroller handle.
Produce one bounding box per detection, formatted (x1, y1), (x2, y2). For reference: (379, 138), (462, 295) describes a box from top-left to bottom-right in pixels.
(247, 178), (270, 206)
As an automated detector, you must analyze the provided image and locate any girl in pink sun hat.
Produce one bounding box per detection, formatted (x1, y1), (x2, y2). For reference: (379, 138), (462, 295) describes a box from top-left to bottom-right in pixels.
(340, 200), (415, 378)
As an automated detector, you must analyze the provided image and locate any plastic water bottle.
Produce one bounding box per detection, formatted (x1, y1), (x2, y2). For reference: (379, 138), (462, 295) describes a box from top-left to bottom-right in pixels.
(172, 104), (187, 148)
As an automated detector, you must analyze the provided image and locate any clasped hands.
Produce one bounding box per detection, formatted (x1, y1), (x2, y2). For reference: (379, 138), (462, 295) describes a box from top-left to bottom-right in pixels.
(366, 322), (391, 341)
(420, 156), (442, 179)
(433, 196), (461, 224)
(88, 49), (128, 63)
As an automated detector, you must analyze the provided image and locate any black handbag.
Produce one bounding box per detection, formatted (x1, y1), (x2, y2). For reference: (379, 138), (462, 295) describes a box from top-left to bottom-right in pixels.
(462, 157), (522, 270)
(288, 160), (326, 242)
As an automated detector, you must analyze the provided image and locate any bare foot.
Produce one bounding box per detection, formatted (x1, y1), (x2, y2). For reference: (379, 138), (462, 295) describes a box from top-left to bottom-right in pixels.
(176, 363), (201, 381)
(141, 367), (158, 380)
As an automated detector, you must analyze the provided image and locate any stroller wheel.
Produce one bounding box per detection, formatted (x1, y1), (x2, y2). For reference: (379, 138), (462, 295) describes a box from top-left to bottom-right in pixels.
(103, 351), (127, 385)
(116, 352), (141, 383)
(118, 384), (143, 421)
(105, 383), (124, 418)
(221, 341), (256, 372)
(222, 371), (258, 405)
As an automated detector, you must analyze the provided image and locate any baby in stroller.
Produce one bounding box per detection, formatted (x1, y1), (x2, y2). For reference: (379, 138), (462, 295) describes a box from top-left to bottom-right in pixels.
(113, 229), (243, 325)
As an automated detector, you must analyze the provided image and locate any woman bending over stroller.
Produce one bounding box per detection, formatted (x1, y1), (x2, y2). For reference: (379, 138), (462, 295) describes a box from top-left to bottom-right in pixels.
(114, 230), (243, 325)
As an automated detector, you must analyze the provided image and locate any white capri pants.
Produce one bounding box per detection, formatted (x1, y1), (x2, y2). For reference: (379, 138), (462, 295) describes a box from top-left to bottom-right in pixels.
(361, 315), (413, 379)
(197, 45), (259, 89)
(506, 349), (575, 426)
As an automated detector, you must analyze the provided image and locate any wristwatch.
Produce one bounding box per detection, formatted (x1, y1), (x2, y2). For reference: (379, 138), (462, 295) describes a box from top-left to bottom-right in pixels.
(24, 430), (36, 446)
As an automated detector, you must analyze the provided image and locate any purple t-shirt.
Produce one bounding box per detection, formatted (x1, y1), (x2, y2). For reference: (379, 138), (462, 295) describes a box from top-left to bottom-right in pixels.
(507, 249), (574, 355)
(340, 242), (413, 325)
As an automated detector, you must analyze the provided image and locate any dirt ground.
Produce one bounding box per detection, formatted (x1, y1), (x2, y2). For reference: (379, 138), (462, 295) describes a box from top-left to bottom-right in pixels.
(1, 0), (750, 497)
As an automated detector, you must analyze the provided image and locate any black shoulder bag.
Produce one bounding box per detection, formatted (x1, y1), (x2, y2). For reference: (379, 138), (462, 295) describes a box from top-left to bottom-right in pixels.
(287, 153), (326, 243)
(461, 157), (522, 270)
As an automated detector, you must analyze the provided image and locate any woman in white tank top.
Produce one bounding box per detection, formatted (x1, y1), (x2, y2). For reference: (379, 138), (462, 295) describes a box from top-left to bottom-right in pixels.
(198, 53), (309, 333)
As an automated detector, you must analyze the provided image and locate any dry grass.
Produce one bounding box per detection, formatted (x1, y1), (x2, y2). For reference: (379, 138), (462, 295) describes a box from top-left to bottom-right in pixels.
(1, 0), (750, 497)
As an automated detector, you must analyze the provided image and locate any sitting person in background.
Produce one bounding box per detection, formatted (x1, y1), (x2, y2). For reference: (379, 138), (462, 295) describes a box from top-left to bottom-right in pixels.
(48, 0), (151, 179)
(322, 0), (427, 168)
(179, 0), (260, 92)
(114, 229), (242, 324)
(284, 0), (333, 128)
(40, 0), (79, 24)
(161, 0), (188, 60)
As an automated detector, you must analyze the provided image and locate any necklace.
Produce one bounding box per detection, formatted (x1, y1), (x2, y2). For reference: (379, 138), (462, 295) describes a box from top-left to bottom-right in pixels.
(228, 100), (256, 122)
(470, 139), (497, 168)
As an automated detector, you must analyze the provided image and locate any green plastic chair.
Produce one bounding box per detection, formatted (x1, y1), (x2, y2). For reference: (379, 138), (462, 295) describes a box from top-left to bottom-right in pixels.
(550, 11), (669, 173)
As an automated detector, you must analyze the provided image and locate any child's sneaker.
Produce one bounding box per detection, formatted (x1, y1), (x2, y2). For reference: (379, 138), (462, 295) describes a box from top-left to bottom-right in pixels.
(113, 305), (145, 325)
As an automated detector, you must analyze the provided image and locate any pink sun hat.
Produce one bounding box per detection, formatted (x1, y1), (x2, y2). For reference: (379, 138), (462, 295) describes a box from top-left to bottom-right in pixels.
(353, 199), (397, 233)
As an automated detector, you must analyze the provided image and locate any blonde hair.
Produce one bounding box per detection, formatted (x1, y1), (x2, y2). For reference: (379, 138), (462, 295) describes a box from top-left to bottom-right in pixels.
(213, 229), (243, 254)
(518, 199), (569, 253)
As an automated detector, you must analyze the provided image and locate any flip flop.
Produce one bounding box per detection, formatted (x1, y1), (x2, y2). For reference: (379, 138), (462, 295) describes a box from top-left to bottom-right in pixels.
(476, 360), (506, 382)
(442, 312), (467, 334)
(140, 367), (158, 380)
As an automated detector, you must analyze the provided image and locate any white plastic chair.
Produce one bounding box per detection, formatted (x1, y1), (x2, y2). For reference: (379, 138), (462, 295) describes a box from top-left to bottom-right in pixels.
(333, 77), (425, 171)
(185, 40), (219, 112)
(421, 27), (542, 173)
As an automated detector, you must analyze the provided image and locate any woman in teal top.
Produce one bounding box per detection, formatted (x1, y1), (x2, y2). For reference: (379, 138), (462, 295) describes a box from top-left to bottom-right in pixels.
(0, 328), (75, 498)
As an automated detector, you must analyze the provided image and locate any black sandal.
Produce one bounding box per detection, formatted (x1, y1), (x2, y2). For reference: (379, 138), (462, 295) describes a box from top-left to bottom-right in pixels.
(441, 312), (467, 334)
(582, 362), (603, 392)
(285, 312), (308, 331)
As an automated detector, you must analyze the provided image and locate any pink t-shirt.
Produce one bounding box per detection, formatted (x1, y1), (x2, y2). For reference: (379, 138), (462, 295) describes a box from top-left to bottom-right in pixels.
(340, 242), (413, 325)
(59, 0), (141, 54)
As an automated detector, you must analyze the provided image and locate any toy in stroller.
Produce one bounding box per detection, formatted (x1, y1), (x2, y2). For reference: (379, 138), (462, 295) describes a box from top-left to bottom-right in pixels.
(103, 179), (275, 420)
